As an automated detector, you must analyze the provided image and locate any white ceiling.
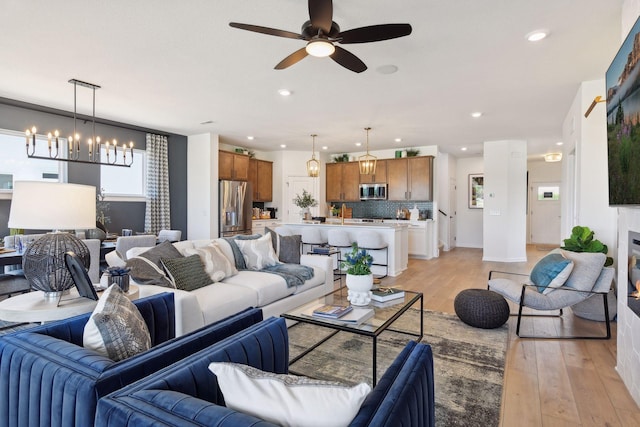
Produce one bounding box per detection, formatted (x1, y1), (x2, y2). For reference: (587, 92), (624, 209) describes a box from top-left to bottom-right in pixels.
(0, 0), (623, 159)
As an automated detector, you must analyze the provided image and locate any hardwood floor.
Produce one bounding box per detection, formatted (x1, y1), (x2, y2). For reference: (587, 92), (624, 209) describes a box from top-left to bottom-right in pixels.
(379, 246), (640, 427)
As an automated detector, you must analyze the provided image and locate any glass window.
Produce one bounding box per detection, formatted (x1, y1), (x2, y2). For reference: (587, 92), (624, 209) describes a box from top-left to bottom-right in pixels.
(0, 128), (66, 192)
(99, 147), (146, 197)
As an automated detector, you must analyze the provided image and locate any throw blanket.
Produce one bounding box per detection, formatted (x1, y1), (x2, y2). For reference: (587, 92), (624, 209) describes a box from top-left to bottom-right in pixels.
(224, 237), (314, 288)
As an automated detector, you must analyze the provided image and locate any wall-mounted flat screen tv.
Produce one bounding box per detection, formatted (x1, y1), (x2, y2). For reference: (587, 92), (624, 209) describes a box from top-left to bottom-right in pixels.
(607, 16), (640, 206)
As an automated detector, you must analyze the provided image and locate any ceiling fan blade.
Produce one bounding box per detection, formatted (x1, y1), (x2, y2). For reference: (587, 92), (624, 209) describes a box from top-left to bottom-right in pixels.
(308, 0), (333, 34)
(338, 23), (412, 44)
(229, 22), (303, 40)
(330, 46), (367, 73)
(275, 48), (309, 70)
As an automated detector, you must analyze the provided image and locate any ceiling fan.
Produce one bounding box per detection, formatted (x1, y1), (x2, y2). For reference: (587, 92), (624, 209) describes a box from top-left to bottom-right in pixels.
(229, 0), (412, 73)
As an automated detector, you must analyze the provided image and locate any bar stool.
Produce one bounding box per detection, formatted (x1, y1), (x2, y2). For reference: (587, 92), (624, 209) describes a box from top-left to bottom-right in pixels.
(328, 229), (354, 285)
(356, 231), (389, 279)
(301, 228), (327, 253)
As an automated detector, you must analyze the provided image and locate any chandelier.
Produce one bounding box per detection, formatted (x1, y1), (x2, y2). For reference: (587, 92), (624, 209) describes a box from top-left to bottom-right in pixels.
(24, 79), (133, 167)
(358, 127), (377, 175)
(306, 134), (320, 177)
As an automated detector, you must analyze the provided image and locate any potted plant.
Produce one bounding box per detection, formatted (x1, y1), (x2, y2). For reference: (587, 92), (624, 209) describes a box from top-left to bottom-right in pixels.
(293, 189), (317, 220)
(405, 148), (420, 157)
(333, 154), (350, 163)
(341, 243), (374, 306)
(561, 225), (613, 266)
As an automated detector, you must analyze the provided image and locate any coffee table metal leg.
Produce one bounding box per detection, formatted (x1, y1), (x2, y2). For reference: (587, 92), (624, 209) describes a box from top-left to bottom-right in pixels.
(372, 335), (377, 387)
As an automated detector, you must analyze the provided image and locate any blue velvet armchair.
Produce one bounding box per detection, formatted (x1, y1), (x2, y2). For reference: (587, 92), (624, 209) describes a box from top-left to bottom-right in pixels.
(95, 317), (435, 427)
(0, 293), (264, 427)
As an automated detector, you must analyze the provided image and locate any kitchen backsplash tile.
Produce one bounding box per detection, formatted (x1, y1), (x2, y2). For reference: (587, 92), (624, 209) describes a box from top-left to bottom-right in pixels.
(332, 200), (433, 219)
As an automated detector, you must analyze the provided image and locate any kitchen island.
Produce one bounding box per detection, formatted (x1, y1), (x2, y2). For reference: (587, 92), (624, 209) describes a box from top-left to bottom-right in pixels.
(282, 222), (408, 277)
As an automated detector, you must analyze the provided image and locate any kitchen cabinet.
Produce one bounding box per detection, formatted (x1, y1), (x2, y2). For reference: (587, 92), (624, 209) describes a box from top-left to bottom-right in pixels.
(252, 219), (281, 236)
(359, 160), (387, 184)
(326, 162), (360, 201)
(387, 156), (433, 201)
(219, 151), (250, 181)
(249, 159), (273, 202)
(407, 224), (428, 257)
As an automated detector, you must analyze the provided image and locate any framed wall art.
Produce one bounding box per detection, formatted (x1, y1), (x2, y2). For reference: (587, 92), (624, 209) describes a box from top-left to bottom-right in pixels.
(469, 174), (484, 209)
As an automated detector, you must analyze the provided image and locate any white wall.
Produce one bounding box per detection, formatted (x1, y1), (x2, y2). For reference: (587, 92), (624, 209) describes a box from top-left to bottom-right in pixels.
(482, 140), (528, 262)
(187, 133), (219, 239)
(455, 156), (484, 248)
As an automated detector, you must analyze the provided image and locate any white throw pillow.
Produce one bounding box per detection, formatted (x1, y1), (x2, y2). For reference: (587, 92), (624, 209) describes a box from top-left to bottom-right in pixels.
(235, 233), (280, 270)
(83, 285), (151, 361)
(184, 244), (238, 281)
(208, 362), (370, 427)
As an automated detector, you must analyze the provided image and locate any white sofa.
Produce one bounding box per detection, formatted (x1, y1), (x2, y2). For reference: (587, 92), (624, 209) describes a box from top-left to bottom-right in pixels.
(105, 238), (334, 336)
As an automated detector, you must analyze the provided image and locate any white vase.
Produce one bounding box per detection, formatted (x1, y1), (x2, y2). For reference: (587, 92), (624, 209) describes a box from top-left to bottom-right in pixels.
(300, 207), (310, 222)
(346, 273), (374, 306)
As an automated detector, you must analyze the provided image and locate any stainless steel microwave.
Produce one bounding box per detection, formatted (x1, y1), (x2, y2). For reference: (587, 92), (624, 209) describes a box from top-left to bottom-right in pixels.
(359, 183), (387, 200)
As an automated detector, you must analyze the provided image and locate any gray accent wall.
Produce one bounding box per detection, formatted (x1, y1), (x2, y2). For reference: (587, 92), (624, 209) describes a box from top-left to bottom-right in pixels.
(0, 100), (188, 239)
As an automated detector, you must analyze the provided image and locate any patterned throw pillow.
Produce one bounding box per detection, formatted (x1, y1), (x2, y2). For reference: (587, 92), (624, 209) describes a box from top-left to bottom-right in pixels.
(184, 244), (237, 282)
(209, 362), (371, 427)
(139, 240), (184, 267)
(161, 255), (213, 291)
(83, 285), (151, 362)
(235, 233), (280, 270)
(530, 252), (574, 294)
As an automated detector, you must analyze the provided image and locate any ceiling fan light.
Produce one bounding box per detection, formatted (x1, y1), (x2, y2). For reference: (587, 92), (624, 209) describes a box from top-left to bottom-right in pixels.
(306, 39), (335, 57)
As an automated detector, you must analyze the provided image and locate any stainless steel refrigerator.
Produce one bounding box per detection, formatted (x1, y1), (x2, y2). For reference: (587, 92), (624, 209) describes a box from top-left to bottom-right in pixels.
(219, 180), (252, 237)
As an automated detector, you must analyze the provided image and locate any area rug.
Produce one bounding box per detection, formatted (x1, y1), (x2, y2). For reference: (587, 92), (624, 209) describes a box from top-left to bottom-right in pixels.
(287, 308), (508, 427)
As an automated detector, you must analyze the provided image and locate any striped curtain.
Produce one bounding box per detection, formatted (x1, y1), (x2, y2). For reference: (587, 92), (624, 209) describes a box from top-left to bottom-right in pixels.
(144, 133), (171, 234)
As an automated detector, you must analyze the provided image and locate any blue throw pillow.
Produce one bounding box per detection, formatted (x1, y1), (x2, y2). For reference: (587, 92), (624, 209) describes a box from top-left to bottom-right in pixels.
(530, 253), (574, 293)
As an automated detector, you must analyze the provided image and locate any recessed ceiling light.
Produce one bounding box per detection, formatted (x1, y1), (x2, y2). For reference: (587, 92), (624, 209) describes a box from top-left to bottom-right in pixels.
(200, 120), (214, 125)
(322, 146), (328, 150)
(394, 138), (402, 143)
(471, 112), (482, 118)
(526, 30), (548, 42)
(247, 136), (254, 140)
(556, 141), (563, 146)
(278, 89), (291, 96)
(280, 144), (286, 148)
(355, 142), (362, 147)
(461, 147), (468, 151)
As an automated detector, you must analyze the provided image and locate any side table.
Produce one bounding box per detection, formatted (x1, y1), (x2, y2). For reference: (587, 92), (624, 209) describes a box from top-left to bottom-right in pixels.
(307, 249), (343, 287)
(0, 284), (139, 324)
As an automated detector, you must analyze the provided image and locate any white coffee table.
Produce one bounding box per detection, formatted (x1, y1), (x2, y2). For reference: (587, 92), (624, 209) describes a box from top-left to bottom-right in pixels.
(0, 284), (139, 324)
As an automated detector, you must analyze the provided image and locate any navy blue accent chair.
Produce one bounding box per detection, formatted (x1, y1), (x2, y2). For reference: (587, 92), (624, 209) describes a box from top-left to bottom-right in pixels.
(0, 293), (263, 427)
(96, 317), (435, 427)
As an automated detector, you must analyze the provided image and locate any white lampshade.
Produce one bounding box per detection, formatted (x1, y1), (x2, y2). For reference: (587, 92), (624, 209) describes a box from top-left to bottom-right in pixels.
(8, 181), (96, 230)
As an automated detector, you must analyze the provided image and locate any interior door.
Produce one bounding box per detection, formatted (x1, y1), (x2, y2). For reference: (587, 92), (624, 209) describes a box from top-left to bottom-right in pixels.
(287, 176), (319, 222)
(530, 182), (561, 245)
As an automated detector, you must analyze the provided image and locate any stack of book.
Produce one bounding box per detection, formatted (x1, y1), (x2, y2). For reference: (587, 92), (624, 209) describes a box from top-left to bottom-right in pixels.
(312, 246), (334, 255)
(371, 287), (405, 302)
(312, 304), (353, 319)
(310, 304), (374, 325)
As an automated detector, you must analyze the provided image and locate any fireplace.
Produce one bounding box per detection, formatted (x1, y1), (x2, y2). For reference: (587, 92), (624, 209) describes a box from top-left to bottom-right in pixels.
(627, 231), (640, 317)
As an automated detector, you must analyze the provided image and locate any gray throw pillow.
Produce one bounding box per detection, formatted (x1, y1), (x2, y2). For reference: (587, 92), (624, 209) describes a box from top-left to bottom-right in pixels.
(139, 241), (183, 267)
(279, 234), (302, 264)
(161, 255), (212, 291)
(126, 256), (175, 288)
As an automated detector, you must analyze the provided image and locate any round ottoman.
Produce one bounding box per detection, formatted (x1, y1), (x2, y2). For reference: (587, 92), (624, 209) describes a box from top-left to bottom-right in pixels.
(454, 289), (510, 329)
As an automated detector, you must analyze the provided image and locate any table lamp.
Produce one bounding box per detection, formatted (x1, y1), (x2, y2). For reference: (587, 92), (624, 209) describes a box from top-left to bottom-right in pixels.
(8, 181), (96, 300)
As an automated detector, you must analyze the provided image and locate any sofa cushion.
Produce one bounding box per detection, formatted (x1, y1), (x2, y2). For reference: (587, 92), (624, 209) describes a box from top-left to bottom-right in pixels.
(208, 362), (370, 427)
(83, 285), (151, 361)
(235, 234), (280, 270)
(292, 265), (326, 294)
(530, 252), (573, 293)
(190, 282), (259, 325)
(184, 244), (237, 281)
(222, 271), (295, 306)
(126, 256), (175, 288)
(161, 255), (212, 291)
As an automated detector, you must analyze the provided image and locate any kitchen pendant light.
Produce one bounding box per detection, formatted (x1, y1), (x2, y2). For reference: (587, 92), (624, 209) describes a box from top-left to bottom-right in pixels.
(358, 127), (377, 175)
(306, 134), (320, 177)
